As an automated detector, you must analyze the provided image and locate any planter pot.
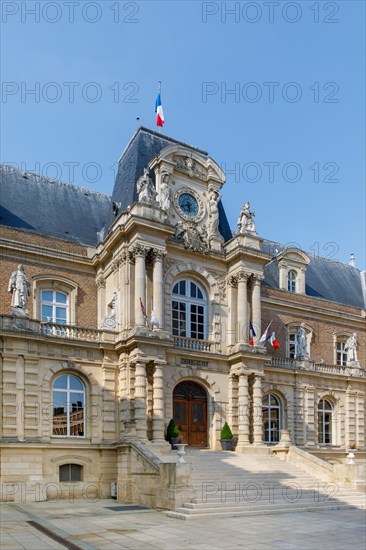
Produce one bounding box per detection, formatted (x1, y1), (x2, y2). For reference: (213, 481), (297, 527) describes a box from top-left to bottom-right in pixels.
(171, 437), (181, 449)
(220, 439), (237, 451)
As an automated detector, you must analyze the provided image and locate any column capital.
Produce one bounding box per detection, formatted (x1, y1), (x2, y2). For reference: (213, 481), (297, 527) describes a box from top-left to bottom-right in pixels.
(129, 243), (150, 260)
(227, 275), (238, 288)
(151, 248), (167, 261)
(95, 274), (106, 289)
(252, 274), (265, 284)
(237, 270), (250, 282)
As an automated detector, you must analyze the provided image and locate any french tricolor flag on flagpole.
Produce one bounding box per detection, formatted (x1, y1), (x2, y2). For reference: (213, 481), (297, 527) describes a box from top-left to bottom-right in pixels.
(155, 86), (164, 127)
(249, 321), (256, 346)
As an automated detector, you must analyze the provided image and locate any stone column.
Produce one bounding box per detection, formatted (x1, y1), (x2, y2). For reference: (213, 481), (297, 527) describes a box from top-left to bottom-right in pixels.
(228, 367), (238, 436)
(237, 271), (249, 344)
(134, 360), (148, 442)
(133, 245), (147, 327)
(152, 250), (166, 329)
(96, 273), (106, 328)
(237, 369), (250, 447)
(226, 276), (237, 346)
(152, 361), (165, 443)
(252, 374), (263, 445)
(252, 275), (263, 345)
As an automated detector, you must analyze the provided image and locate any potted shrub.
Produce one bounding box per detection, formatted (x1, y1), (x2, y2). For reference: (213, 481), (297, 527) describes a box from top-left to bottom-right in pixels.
(220, 422), (236, 451)
(166, 418), (181, 449)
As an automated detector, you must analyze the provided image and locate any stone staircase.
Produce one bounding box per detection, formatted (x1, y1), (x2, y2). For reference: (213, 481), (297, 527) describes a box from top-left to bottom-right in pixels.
(165, 449), (366, 520)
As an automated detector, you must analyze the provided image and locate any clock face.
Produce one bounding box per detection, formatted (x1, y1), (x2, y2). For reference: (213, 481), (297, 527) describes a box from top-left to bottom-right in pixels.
(178, 193), (199, 217)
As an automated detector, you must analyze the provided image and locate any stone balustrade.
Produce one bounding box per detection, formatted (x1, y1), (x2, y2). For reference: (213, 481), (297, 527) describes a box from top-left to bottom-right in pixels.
(174, 336), (212, 352)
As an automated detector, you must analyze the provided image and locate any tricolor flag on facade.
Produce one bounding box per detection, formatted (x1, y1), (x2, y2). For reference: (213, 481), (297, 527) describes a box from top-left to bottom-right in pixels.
(258, 321), (272, 347)
(139, 297), (147, 322)
(268, 331), (280, 349)
(249, 321), (256, 346)
(150, 310), (159, 328)
(155, 83), (165, 127)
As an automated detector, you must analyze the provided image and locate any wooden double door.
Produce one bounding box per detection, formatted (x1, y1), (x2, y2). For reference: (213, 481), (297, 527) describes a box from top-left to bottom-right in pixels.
(173, 381), (208, 447)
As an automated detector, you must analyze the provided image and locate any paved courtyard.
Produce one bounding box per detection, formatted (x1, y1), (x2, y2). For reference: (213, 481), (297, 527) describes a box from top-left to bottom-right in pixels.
(0, 499), (365, 550)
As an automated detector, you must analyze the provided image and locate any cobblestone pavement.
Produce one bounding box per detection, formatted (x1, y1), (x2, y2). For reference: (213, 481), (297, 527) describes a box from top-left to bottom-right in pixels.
(0, 499), (365, 550)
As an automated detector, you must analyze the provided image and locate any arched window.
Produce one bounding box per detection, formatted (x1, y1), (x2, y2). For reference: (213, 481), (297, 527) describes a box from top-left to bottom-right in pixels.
(263, 394), (281, 443)
(59, 464), (83, 482)
(287, 270), (297, 292)
(318, 399), (333, 445)
(52, 374), (85, 437)
(172, 279), (207, 340)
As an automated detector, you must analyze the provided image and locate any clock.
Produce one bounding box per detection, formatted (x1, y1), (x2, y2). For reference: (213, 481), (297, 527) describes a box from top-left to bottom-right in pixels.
(178, 193), (199, 217)
(174, 187), (205, 221)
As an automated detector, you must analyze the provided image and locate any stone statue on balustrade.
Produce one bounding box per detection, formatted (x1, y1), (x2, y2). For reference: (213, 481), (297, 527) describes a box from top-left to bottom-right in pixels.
(345, 333), (359, 366)
(8, 264), (30, 317)
(295, 323), (309, 360)
(237, 201), (257, 234)
(137, 167), (157, 205)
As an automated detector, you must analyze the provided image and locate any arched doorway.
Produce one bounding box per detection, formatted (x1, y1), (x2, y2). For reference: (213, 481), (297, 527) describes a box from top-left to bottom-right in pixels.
(173, 381), (208, 447)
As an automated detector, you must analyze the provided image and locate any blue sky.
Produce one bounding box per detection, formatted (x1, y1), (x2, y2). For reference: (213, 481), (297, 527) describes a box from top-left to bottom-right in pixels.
(1, 1), (365, 267)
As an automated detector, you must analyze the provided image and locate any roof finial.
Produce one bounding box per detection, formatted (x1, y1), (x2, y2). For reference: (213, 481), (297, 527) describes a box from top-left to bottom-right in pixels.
(349, 253), (356, 268)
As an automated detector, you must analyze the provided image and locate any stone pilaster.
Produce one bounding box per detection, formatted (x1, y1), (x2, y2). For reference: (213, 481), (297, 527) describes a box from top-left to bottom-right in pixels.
(252, 374), (264, 445)
(131, 245), (148, 327)
(152, 249), (166, 329)
(152, 361), (166, 443)
(237, 369), (250, 447)
(134, 360), (148, 442)
(227, 276), (238, 346)
(251, 275), (263, 345)
(237, 271), (249, 343)
(228, 368), (238, 436)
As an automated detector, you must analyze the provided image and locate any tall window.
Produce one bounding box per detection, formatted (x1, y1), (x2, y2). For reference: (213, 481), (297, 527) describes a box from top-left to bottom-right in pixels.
(318, 399), (333, 445)
(287, 270), (297, 292)
(52, 374), (85, 437)
(172, 280), (207, 340)
(263, 394), (281, 443)
(336, 338), (347, 366)
(41, 290), (68, 324)
(59, 464), (82, 482)
(288, 332), (296, 358)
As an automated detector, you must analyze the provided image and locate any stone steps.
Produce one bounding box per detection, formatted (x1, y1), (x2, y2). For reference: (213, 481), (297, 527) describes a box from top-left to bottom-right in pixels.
(165, 449), (365, 520)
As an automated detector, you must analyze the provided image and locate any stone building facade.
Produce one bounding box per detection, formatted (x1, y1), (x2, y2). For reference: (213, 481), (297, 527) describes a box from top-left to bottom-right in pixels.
(0, 127), (365, 504)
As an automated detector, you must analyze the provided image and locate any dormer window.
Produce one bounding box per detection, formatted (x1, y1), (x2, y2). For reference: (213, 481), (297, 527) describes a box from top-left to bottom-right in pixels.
(276, 248), (310, 295)
(287, 270), (297, 293)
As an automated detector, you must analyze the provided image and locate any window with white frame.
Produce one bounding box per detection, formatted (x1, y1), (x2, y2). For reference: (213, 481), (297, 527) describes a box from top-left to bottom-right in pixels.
(336, 337), (348, 366)
(172, 279), (207, 340)
(288, 332), (296, 358)
(287, 270), (297, 292)
(41, 290), (68, 324)
(34, 276), (78, 326)
(52, 374), (85, 437)
(318, 399), (333, 445)
(262, 394), (281, 443)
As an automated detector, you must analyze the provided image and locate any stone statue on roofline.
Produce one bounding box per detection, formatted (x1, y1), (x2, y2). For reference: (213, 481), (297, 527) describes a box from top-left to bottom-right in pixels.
(8, 264), (30, 316)
(136, 167), (157, 205)
(237, 201), (257, 234)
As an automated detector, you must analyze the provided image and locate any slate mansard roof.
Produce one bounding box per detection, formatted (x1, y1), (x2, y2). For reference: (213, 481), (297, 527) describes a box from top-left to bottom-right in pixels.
(0, 128), (364, 310)
(261, 239), (366, 309)
(0, 164), (111, 246)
